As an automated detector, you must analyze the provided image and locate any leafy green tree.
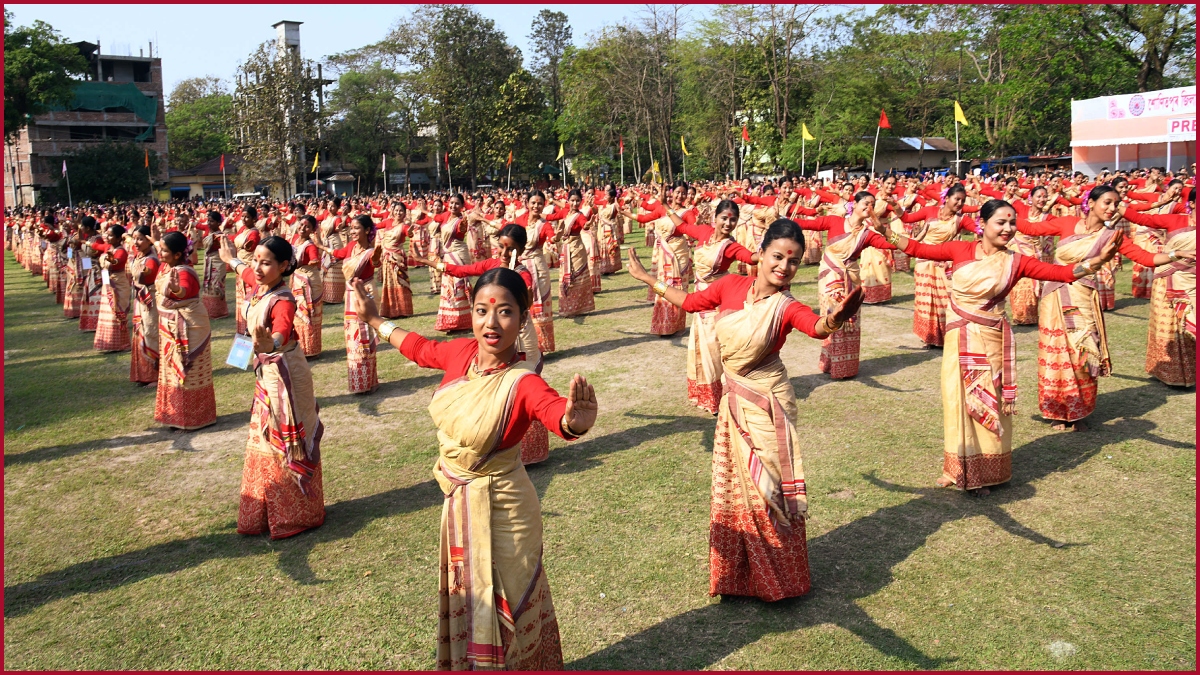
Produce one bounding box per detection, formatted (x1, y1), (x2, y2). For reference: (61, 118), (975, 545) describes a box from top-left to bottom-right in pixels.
(327, 63), (409, 192)
(528, 10), (572, 117)
(165, 76), (232, 170)
(51, 141), (160, 203)
(3, 10), (89, 140)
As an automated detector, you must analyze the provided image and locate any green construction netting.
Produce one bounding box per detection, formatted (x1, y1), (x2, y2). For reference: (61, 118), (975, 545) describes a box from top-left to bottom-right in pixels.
(49, 82), (158, 141)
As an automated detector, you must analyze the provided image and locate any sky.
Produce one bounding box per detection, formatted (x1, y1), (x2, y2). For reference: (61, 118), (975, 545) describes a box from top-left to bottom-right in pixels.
(8, 4), (726, 102)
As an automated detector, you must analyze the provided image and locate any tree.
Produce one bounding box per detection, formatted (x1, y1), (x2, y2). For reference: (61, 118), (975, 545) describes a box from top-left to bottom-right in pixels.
(528, 10), (572, 117)
(1080, 4), (1196, 92)
(50, 141), (160, 203)
(326, 63), (408, 193)
(232, 40), (326, 197)
(3, 10), (89, 140)
(165, 77), (233, 170)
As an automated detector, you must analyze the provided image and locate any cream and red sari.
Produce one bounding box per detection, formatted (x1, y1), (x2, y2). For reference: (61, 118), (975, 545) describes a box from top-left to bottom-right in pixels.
(233, 228), (256, 333)
(343, 246), (379, 393)
(436, 217), (473, 331)
(710, 290), (810, 601)
(816, 224), (873, 380)
(238, 283), (325, 539)
(558, 212), (595, 317)
(1037, 226), (1118, 423)
(79, 236), (104, 332)
(321, 226), (347, 304)
(687, 236), (733, 414)
(430, 361), (563, 670)
(911, 214), (963, 346)
(63, 244), (84, 319)
(941, 250), (1024, 490)
(378, 224), (413, 318)
(154, 266), (217, 430)
(129, 252), (160, 384)
(649, 214), (692, 334)
(1145, 225), (1196, 386)
(597, 203), (624, 274)
(1130, 222), (1163, 299)
(580, 217), (603, 292)
(521, 219), (556, 353)
(94, 254), (132, 352)
(291, 239), (324, 357)
(860, 202), (893, 304)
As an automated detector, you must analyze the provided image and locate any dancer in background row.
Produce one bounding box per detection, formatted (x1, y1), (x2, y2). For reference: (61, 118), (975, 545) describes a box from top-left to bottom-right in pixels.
(154, 232), (218, 431)
(91, 224), (132, 353)
(128, 226), (161, 386)
(290, 215), (325, 358)
(313, 215), (381, 394)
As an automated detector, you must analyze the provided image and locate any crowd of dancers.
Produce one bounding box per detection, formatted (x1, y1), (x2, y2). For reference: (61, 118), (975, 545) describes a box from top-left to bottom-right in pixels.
(6, 163), (1194, 670)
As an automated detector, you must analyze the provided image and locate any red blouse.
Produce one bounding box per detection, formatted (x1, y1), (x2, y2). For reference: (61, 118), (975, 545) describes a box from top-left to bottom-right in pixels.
(794, 216), (898, 253)
(1121, 209), (1194, 234)
(331, 244), (376, 279)
(135, 255), (161, 284)
(238, 267), (298, 341)
(91, 242), (129, 272)
(680, 274), (822, 353)
(398, 334), (573, 447)
(1014, 217), (1158, 266)
(901, 240), (1077, 284)
(163, 266), (201, 300)
(443, 258), (534, 289)
(294, 242), (321, 266)
(897, 205), (981, 233)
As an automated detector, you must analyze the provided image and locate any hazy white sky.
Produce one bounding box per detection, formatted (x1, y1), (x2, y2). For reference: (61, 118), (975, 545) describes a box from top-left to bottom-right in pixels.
(8, 4), (721, 100)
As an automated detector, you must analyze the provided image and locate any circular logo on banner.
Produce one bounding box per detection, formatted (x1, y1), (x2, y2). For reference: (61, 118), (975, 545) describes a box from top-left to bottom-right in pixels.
(1129, 94), (1146, 116)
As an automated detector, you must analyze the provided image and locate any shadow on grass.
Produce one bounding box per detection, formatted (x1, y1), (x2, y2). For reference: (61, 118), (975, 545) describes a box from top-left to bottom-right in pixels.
(565, 382), (1178, 670)
(315, 371), (443, 417)
(546, 331), (673, 362)
(3, 413), (710, 617)
(3, 412), (249, 467)
(790, 347), (939, 399)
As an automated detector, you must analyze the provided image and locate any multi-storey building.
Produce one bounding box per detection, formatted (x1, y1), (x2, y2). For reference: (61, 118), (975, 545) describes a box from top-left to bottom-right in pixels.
(4, 41), (169, 206)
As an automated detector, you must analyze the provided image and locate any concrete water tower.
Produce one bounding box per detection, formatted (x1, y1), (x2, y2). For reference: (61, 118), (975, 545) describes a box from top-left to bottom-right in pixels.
(273, 20), (302, 58)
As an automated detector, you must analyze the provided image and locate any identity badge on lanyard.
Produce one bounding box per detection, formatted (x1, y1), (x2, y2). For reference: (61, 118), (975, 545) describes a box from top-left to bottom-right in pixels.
(101, 269), (111, 286)
(82, 257), (93, 270)
(67, 248), (74, 260)
(226, 333), (254, 370)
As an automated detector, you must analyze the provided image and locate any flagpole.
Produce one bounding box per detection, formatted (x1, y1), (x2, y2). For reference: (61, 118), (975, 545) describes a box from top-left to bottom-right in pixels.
(871, 125), (881, 178)
(64, 162), (73, 209)
(620, 145), (624, 186)
(802, 136), (806, 179)
(954, 119), (960, 178)
(221, 163), (227, 199)
(383, 153), (388, 196)
(507, 160), (512, 191)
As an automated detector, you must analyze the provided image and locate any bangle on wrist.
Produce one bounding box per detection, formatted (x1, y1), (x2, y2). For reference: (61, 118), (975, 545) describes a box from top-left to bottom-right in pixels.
(825, 315), (844, 332)
(653, 281), (668, 297)
(377, 320), (398, 342)
(272, 335), (283, 351)
(561, 414), (587, 438)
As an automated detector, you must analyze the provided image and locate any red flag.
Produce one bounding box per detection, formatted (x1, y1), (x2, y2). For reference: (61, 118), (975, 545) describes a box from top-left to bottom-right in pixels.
(507, 150), (513, 167)
(878, 110), (891, 129)
(742, 125), (750, 143)
(219, 154), (225, 172)
(445, 152), (450, 169)
(619, 136), (624, 154)
(144, 149), (150, 168)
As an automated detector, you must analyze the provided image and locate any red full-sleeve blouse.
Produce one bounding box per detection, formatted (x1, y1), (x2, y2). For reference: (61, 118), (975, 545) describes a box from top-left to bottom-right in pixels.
(443, 258), (534, 289)
(793, 216), (898, 252)
(1014, 217), (1159, 266)
(901, 240), (1077, 284)
(90, 242), (129, 272)
(673, 223), (755, 270)
(398, 333), (574, 447)
(680, 274), (822, 353)
(163, 266), (201, 300)
(897, 205), (981, 234)
(330, 244), (376, 279)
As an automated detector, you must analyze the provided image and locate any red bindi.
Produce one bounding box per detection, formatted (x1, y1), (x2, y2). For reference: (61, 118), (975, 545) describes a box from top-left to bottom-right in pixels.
(786, 249), (793, 255)
(489, 297), (496, 304)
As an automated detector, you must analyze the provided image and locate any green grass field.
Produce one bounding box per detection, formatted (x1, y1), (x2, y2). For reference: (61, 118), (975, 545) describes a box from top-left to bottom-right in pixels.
(3, 248), (1195, 670)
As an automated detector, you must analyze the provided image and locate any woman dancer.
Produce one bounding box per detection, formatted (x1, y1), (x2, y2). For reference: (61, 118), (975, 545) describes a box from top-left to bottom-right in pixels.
(313, 215), (381, 394)
(880, 200), (1118, 493)
(290, 215), (325, 358)
(377, 202), (414, 319)
(320, 203), (349, 304)
(1118, 194), (1196, 387)
(200, 210), (230, 319)
(795, 191), (899, 380)
(622, 182), (694, 334)
(626, 218), (862, 601)
(128, 226), (161, 386)
(154, 232), (218, 431)
(76, 216), (104, 332)
(91, 225), (132, 353)
(220, 235), (325, 539)
(596, 186), (625, 274)
(1006, 186), (1054, 325)
(556, 189), (596, 318)
(509, 191), (557, 353)
(433, 195), (474, 332)
(351, 268), (597, 670)
(1017, 186), (1182, 430)
(232, 208), (262, 334)
(662, 199), (756, 413)
(891, 184), (980, 347)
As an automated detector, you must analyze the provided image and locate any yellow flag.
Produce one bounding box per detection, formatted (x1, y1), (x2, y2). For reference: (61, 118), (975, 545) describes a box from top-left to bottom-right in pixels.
(681, 135), (690, 156)
(556, 143), (565, 160)
(802, 123), (815, 141)
(311, 151), (319, 173)
(651, 160), (660, 180)
(954, 101), (969, 126)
